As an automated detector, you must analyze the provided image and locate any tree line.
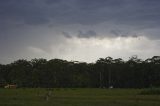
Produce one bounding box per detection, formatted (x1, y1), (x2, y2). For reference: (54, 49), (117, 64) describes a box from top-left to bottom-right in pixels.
(0, 56), (160, 88)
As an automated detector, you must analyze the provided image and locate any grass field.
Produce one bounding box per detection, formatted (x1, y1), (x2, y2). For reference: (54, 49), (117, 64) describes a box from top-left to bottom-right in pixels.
(0, 88), (160, 106)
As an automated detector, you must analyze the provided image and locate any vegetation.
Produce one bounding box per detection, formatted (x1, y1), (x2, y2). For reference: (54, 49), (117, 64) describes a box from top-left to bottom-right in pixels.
(140, 88), (160, 95)
(0, 88), (160, 106)
(0, 55), (160, 88)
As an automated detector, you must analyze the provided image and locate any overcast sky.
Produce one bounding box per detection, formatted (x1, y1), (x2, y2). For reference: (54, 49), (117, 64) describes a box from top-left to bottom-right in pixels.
(0, 0), (160, 64)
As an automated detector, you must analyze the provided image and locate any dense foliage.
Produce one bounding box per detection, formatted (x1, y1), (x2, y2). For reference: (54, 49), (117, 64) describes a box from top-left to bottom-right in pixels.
(0, 56), (160, 88)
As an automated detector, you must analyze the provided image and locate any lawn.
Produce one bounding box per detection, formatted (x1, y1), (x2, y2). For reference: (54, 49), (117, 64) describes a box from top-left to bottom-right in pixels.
(0, 88), (160, 106)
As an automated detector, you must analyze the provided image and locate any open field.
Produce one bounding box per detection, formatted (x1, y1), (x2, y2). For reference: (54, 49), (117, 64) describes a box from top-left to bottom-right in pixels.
(0, 88), (160, 106)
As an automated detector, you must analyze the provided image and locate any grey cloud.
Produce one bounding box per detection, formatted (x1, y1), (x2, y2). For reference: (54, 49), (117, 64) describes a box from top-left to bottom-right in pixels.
(0, 0), (159, 26)
(0, 0), (50, 25)
(110, 30), (139, 38)
(78, 30), (97, 38)
(1, 0), (160, 63)
(62, 32), (72, 38)
(45, 0), (61, 4)
(110, 30), (122, 37)
(76, 0), (125, 9)
(62, 30), (97, 38)
(1, 0), (160, 28)
(0, 0), (160, 39)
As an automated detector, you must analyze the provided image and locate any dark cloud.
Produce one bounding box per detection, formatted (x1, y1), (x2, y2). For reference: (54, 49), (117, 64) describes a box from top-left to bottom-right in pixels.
(62, 30), (97, 38)
(0, 0), (160, 41)
(0, 0), (160, 27)
(110, 29), (139, 38)
(78, 30), (97, 38)
(1, 0), (160, 63)
(62, 32), (72, 38)
(0, 0), (49, 25)
(110, 30), (122, 37)
(76, 0), (124, 10)
(45, 0), (61, 4)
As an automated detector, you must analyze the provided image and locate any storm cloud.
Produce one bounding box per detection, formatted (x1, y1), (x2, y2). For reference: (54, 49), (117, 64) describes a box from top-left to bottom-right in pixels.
(0, 0), (160, 63)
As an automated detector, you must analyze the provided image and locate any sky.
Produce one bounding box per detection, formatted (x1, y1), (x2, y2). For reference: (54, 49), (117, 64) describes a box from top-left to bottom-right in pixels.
(0, 0), (160, 64)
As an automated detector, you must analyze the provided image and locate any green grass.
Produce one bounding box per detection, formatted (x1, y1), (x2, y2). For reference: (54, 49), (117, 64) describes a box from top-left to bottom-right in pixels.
(139, 88), (160, 95)
(0, 88), (160, 106)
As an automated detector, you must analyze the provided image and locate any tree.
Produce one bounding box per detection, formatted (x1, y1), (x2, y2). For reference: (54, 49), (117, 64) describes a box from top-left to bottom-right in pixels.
(7, 59), (32, 87)
(0, 56), (160, 88)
